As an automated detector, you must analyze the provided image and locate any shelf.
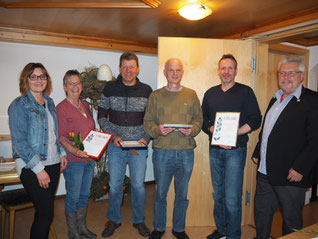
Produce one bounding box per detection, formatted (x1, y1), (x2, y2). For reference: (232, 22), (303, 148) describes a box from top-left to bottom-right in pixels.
(0, 135), (11, 141)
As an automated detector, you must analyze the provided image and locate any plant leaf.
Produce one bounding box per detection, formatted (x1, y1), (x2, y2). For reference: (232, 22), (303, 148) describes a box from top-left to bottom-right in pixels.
(79, 142), (84, 151)
(68, 136), (74, 141)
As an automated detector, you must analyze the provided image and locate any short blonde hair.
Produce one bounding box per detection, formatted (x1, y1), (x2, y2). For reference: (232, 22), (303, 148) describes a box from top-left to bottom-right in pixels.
(19, 63), (52, 95)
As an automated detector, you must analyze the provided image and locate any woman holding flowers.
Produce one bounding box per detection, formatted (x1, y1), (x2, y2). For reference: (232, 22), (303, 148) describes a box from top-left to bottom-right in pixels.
(56, 70), (96, 239)
(8, 63), (67, 239)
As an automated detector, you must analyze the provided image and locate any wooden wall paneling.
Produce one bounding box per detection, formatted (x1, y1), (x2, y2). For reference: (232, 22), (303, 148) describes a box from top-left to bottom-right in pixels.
(269, 43), (310, 56)
(3, 2), (151, 8)
(0, 134), (11, 141)
(300, 52), (309, 88)
(157, 37), (258, 226)
(255, 24), (318, 46)
(223, 6), (318, 40)
(141, 0), (161, 8)
(0, 27), (157, 54)
(268, 52), (284, 96)
(289, 35), (318, 47)
(0, 1), (161, 8)
(1, 0), (318, 48)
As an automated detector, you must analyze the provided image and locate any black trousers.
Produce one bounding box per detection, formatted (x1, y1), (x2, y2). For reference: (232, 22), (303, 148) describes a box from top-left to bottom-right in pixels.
(254, 172), (306, 239)
(20, 163), (60, 239)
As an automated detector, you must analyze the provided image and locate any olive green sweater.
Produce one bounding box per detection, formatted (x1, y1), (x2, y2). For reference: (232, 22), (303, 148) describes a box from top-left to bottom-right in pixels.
(144, 86), (203, 150)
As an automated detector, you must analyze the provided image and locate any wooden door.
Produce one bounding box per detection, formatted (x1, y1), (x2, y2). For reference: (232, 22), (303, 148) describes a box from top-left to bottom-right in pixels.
(157, 37), (264, 226)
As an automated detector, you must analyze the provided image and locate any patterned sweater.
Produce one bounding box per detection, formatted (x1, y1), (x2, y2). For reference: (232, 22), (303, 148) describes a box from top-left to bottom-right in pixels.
(97, 75), (152, 141)
(144, 86), (203, 150)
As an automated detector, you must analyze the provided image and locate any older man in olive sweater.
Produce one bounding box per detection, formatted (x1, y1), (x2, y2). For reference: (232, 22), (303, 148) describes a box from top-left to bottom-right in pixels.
(144, 58), (203, 239)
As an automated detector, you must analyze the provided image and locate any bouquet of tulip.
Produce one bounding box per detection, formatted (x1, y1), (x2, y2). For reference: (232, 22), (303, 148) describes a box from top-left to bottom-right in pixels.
(68, 131), (84, 150)
(68, 131), (92, 166)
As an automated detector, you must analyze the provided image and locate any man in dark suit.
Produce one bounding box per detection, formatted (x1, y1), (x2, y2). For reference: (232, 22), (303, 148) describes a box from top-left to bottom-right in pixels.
(252, 56), (318, 238)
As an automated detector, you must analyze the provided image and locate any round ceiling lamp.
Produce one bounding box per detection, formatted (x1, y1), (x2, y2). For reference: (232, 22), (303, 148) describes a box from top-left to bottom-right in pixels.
(178, 4), (212, 21)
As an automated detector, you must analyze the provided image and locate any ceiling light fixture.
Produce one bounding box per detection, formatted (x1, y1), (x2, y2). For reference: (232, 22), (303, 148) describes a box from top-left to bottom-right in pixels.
(178, 4), (212, 21)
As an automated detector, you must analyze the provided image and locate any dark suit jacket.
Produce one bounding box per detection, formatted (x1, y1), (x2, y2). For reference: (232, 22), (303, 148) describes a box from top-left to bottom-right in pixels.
(253, 86), (318, 188)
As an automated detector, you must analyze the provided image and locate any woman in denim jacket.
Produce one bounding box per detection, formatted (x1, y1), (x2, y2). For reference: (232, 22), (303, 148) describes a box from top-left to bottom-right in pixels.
(8, 63), (67, 239)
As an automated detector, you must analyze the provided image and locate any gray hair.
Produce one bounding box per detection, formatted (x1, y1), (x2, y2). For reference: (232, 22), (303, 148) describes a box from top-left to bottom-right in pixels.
(278, 56), (306, 72)
(63, 69), (81, 85)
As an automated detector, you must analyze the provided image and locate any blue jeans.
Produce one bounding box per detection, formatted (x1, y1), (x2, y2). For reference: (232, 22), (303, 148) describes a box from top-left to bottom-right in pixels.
(63, 161), (94, 214)
(107, 142), (148, 224)
(153, 148), (194, 232)
(210, 147), (247, 239)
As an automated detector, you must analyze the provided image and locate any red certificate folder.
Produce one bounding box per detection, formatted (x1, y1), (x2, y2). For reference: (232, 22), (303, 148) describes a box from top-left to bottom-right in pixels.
(82, 130), (113, 160)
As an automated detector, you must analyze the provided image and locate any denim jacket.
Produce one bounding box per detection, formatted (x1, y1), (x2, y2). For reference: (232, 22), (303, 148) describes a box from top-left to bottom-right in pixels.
(8, 91), (66, 173)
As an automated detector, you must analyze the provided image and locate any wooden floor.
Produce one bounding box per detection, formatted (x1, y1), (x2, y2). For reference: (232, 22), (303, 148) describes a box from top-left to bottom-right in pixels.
(1, 183), (318, 239)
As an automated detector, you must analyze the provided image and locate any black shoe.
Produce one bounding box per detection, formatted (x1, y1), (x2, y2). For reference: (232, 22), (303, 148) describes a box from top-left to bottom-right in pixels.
(172, 230), (189, 239)
(206, 230), (225, 239)
(133, 222), (150, 237)
(149, 230), (165, 239)
(101, 221), (121, 238)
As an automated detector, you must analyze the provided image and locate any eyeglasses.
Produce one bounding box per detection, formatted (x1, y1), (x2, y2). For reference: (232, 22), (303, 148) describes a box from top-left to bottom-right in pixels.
(66, 81), (81, 86)
(29, 74), (48, 81)
(278, 71), (302, 77)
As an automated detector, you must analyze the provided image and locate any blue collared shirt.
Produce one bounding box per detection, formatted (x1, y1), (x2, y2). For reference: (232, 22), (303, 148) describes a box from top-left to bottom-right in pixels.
(258, 84), (302, 175)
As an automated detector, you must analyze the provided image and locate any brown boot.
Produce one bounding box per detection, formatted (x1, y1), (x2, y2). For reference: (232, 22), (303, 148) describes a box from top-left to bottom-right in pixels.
(133, 222), (150, 237)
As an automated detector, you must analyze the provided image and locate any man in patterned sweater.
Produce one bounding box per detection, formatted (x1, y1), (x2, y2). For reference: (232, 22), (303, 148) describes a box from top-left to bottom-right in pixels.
(144, 58), (203, 239)
(98, 52), (152, 238)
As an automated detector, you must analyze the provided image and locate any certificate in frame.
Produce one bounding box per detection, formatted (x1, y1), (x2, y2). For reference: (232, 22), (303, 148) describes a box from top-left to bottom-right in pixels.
(211, 112), (240, 147)
(83, 130), (113, 159)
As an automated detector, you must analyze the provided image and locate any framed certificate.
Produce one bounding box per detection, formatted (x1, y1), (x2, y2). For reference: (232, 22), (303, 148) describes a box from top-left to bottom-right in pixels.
(211, 112), (240, 147)
(83, 130), (113, 159)
(163, 124), (192, 128)
(120, 141), (148, 150)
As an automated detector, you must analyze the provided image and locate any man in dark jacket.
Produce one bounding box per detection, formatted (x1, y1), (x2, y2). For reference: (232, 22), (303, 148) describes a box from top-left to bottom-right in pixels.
(252, 56), (318, 238)
(98, 52), (152, 238)
(202, 54), (261, 239)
